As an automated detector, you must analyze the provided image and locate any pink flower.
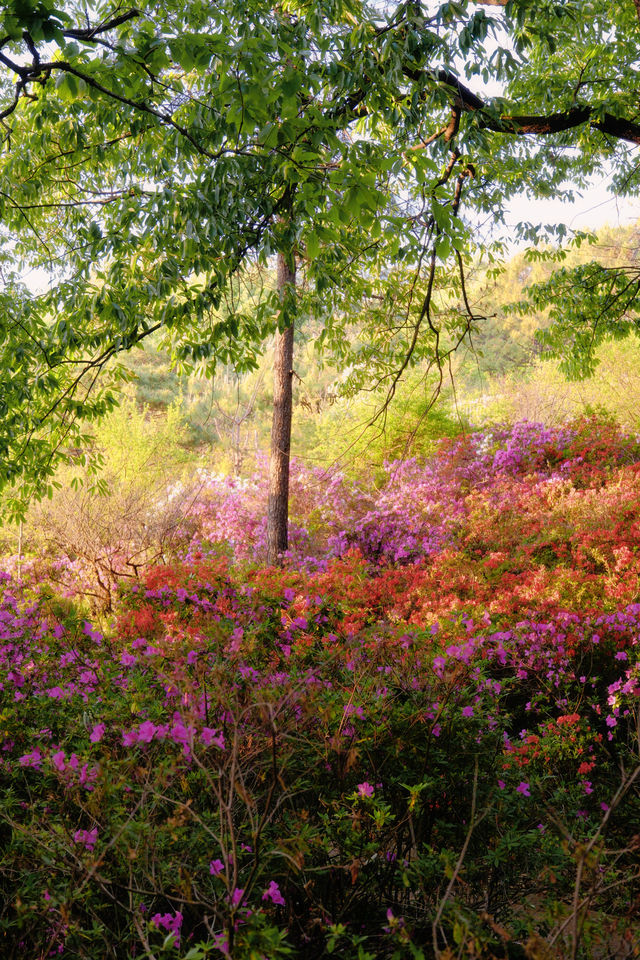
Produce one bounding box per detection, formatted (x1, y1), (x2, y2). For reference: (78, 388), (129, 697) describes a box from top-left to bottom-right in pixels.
(18, 749), (42, 769)
(209, 859), (224, 876)
(262, 881), (286, 906)
(230, 887), (244, 907)
(516, 781), (531, 797)
(213, 933), (229, 956)
(89, 723), (105, 743)
(137, 720), (157, 743)
(461, 706), (474, 718)
(51, 750), (66, 772)
(357, 782), (374, 798)
(73, 828), (98, 850)
(150, 911), (182, 945)
(201, 727), (225, 750)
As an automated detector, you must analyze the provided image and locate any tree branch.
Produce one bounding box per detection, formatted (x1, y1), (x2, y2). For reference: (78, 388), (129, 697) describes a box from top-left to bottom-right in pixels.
(403, 67), (640, 146)
(63, 9), (140, 41)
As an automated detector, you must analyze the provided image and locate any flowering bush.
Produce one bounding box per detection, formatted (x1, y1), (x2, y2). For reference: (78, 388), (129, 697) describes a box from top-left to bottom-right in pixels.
(1, 416), (640, 958)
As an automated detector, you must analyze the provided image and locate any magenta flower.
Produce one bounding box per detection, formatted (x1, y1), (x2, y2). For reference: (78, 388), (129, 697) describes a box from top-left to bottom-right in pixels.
(150, 911), (182, 945)
(18, 749), (42, 769)
(73, 828), (98, 850)
(201, 727), (225, 750)
(461, 706), (474, 718)
(230, 887), (244, 907)
(137, 720), (157, 743)
(357, 781), (374, 798)
(89, 723), (105, 743)
(262, 881), (286, 906)
(516, 782), (531, 797)
(209, 859), (224, 876)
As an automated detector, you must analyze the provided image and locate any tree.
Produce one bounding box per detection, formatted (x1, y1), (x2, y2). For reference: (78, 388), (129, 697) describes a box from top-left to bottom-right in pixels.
(2, 0), (640, 549)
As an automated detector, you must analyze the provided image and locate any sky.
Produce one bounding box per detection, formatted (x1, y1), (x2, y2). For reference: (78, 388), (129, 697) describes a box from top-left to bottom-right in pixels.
(506, 182), (640, 239)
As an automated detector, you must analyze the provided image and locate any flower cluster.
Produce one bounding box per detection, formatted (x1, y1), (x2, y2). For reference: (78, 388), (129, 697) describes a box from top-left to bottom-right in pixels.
(1, 417), (639, 959)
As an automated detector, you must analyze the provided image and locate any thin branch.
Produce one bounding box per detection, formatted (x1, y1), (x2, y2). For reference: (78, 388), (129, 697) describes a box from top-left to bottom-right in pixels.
(432, 759), (488, 957)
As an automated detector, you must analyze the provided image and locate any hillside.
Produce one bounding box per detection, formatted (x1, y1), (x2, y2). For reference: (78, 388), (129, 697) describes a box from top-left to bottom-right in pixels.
(111, 221), (640, 475)
(2, 416), (639, 959)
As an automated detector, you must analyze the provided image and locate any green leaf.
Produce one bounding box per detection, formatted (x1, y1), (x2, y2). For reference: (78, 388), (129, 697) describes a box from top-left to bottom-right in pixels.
(306, 231), (320, 259)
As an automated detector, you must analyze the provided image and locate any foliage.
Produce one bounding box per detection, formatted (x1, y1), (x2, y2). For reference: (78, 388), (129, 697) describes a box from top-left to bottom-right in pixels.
(1, 416), (640, 958)
(3, 1), (640, 510)
(2, 400), (194, 610)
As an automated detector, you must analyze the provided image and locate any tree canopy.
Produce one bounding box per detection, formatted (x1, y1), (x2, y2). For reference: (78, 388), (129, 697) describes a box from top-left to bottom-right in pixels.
(2, 0), (640, 514)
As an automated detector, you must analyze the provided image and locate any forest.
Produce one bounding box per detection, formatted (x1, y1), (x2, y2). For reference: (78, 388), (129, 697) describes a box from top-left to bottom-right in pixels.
(1, 2), (640, 958)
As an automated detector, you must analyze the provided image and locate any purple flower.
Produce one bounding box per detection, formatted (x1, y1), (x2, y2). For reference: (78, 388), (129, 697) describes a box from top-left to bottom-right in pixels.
(73, 828), (98, 850)
(89, 723), (105, 743)
(18, 749), (42, 770)
(137, 720), (157, 743)
(461, 706), (474, 718)
(201, 727), (225, 750)
(357, 781), (374, 798)
(209, 859), (224, 876)
(516, 781), (531, 797)
(262, 881), (286, 906)
(230, 887), (244, 907)
(150, 911), (182, 945)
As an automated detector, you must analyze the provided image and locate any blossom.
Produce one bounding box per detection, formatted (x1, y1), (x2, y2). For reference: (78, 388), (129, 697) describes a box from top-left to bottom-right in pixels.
(137, 720), (158, 743)
(150, 911), (183, 945)
(201, 727), (225, 750)
(18, 749), (42, 769)
(516, 782), (531, 797)
(89, 723), (105, 743)
(73, 828), (98, 850)
(209, 859), (224, 876)
(262, 881), (286, 906)
(357, 782), (374, 798)
(230, 888), (244, 907)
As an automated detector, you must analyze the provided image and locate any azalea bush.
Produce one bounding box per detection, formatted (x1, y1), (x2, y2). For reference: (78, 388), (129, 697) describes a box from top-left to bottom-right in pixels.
(1, 416), (640, 958)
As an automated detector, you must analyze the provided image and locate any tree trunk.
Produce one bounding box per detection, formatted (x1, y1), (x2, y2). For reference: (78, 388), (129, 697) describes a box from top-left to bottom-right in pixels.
(266, 250), (296, 564)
